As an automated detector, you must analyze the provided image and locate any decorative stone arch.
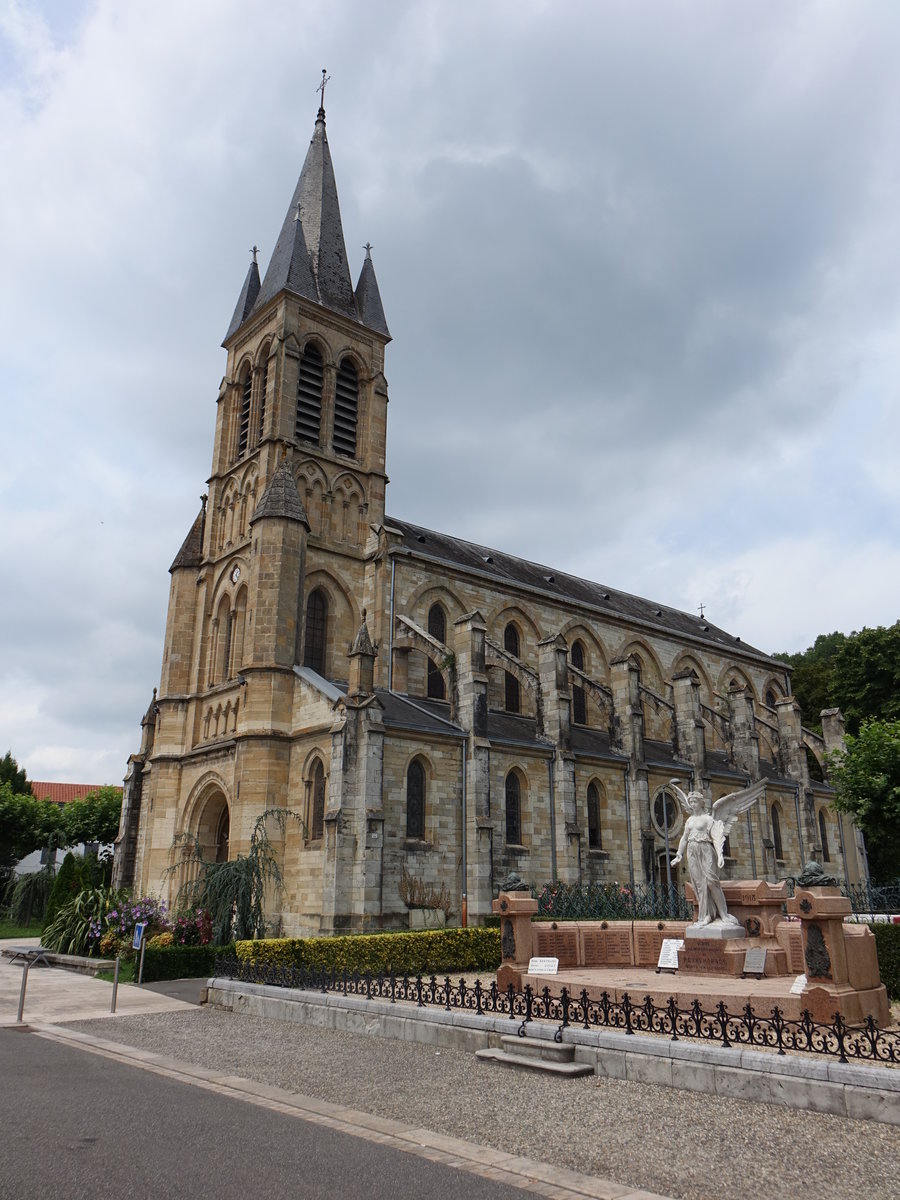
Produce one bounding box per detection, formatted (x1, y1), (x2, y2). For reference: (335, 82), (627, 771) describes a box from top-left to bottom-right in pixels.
(218, 477), (240, 550)
(403, 753), (432, 841)
(802, 732), (826, 782)
(294, 457), (329, 535)
(406, 580), (467, 627)
(817, 803), (834, 864)
(558, 622), (610, 681)
(301, 749), (329, 843)
(612, 637), (664, 691)
(253, 337), (273, 369)
(615, 639), (668, 739)
(329, 469), (368, 546)
(233, 354), (254, 460)
(716, 664), (758, 704)
(179, 775), (233, 873)
(301, 569), (357, 678)
(669, 653), (713, 704)
(487, 603), (542, 648)
(503, 766), (527, 847)
(584, 776), (607, 850)
(237, 464), (259, 539)
(300, 331), (334, 367)
(762, 676), (786, 712)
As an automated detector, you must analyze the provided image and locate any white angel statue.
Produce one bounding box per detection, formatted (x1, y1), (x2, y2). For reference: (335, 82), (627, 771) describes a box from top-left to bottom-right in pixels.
(668, 778), (767, 927)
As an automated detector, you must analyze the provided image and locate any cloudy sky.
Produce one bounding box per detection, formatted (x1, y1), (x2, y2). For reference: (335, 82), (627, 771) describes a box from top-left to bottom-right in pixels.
(2, 0), (900, 785)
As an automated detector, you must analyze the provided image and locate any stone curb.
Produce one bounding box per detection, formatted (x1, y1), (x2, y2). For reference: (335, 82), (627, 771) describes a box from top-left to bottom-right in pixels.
(25, 1021), (670, 1200)
(206, 977), (900, 1125)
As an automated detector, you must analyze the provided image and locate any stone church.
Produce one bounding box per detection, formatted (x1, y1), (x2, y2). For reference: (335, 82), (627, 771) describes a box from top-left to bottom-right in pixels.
(115, 101), (866, 934)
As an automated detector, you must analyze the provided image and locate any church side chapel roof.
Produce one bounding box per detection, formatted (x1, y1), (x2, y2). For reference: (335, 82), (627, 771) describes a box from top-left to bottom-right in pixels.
(251, 461), (311, 527)
(169, 509), (205, 571)
(386, 517), (783, 667)
(375, 690), (465, 737)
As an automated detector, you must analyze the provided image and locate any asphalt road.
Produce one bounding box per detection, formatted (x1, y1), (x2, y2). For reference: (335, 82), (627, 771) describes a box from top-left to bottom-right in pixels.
(0, 1029), (533, 1200)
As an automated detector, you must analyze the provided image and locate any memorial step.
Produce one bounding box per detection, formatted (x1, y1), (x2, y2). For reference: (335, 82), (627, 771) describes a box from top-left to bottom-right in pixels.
(475, 1036), (594, 1077)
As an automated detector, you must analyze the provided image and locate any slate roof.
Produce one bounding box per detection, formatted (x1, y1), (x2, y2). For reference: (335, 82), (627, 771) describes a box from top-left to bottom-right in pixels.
(227, 106), (389, 341)
(169, 509), (204, 572)
(375, 691), (465, 738)
(385, 516), (784, 669)
(250, 462), (311, 527)
(222, 257), (261, 343)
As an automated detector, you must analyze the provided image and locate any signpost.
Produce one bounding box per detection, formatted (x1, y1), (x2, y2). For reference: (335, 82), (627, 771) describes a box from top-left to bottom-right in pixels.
(134, 922), (148, 985)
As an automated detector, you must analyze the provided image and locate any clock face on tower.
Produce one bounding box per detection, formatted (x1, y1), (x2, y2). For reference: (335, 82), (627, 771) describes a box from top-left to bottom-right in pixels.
(230, 566), (241, 584)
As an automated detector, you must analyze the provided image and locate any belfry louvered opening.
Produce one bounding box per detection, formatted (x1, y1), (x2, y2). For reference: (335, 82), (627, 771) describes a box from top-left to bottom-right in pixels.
(237, 369), (252, 458)
(258, 359), (268, 443)
(333, 358), (358, 457)
(296, 344), (324, 445)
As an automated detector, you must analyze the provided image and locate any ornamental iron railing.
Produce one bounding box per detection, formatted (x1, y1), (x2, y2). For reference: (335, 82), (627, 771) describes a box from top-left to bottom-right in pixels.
(531, 879), (900, 921)
(213, 955), (899, 1067)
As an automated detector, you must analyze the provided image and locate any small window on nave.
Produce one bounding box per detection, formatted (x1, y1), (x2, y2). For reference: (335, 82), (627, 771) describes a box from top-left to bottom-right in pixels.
(771, 804), (784, 861)
(333, 358), (358, 458)
(310, 760), (326, 842)
(818, 809), (831, 862)
(427, 604), (446, 700)
(587, 781), (602, 849)
(505, 771), (522, 846)
(504, 623), (520, 714)
(406, 759), (426, 840)
(571, 640), (587, 726)
(296, 344), (324, 445)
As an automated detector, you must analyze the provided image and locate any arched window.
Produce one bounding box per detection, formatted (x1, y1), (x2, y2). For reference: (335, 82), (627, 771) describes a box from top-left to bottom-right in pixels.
(296, 344), (324, 445)
(258, 358), (268, 444)
(406, 759), (425, 840)
(587, 781), (602, 849)
(236, 367), (253, 459)
(771, 804), (784, 861)
(303, 588), (328, 675)
(571, 640), (587, 726)
(818, 809), (831, 862)
(310, 760), (326, 841)
(504, 623), (520, 714)
(505, 772), (522, 846)
(333, 358), (358, 458)
(427, 604), (446, 700)
(230, 588), (248, 675)
(765, 689), (777, 710)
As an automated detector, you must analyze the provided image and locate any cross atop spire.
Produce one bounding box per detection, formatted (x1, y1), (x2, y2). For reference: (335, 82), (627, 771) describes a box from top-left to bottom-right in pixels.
(250, 245), (259, 264)
(317, 68), (330, 118)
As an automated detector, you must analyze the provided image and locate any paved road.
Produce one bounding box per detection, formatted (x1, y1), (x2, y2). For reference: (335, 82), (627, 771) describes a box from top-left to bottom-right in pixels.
(0, 1029), (536, 1200)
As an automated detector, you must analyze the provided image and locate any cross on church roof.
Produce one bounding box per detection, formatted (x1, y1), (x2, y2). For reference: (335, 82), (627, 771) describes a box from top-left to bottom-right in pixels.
(317, 68), (331, 112)
(697, 602), (706, 619)
(250, 245), (259, 264)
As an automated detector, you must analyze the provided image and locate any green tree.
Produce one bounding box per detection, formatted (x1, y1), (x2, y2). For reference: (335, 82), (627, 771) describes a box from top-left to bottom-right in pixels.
(0, 784), (65, 878)
(773, 631), (847, 731)
(0, 751), (32, 795)
(829, 719), (900, 882)
(831, 623), (900, 736)
(61, 787), (123, 847)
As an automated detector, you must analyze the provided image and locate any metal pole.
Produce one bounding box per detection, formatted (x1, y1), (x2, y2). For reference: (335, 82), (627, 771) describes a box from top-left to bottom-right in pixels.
(388, 555), (396, 691)
(110, 956), (120, 1013)
(623, 767), (635, 892)
(547, 757), (557, 881)
(460, 739), (467, 928)
(747, 808), (757, 878)
(662, 791), (673, 912)
(138, 937), (147, 985)
(16, 962), (30, 1024)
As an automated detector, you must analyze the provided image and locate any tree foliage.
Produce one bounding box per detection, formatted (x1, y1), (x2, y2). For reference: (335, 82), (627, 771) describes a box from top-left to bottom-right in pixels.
(0, 751), (32, 796)
(0, 784), (65, 876)
(60, 787), (123, 847)
(169, 809), (304, 944)
(831, 624), (900, 736)
(829, 719), (900, 882)
(773, 632), (847, 731)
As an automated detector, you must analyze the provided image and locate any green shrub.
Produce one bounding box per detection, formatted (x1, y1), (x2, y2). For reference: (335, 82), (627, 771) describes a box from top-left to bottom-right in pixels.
(43, 852), (82, 931)
(141, 942), (235, 983)
(234, 927), (501, 977)
(42, 887), (109, 955)
(4, 867), (55, 925)
(870, 922), (900, 1000)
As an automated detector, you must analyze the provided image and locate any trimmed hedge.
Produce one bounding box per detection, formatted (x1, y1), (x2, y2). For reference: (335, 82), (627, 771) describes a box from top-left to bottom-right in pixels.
(234, 927), (501, 977)
(871, 922), (900, 1000)
(141, 942), (234, 983)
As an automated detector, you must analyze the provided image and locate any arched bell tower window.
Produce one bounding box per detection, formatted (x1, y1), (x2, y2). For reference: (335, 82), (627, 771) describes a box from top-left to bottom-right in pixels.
(571, 640), (587, 726)
(296, 344), (324, 445)
(587, 781), (602, 849)
(303, 588), (328, 675)
(406, 759), (426, 840)
(258, 357), (269, 444)
(505, 771), (522, 846)
(427, 604), (446, 700)
(504, 623), (520, 714)
(333, 358), (358, 458)
(237, 366), (252, 458)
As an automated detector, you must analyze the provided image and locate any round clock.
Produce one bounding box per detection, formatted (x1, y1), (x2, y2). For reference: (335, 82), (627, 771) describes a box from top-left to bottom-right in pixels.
(230, 566), (241, 584)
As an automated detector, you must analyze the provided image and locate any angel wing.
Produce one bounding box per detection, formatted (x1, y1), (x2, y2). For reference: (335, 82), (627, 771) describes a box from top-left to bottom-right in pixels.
(666, 780), (693, 817)
(711, 778), (767, 836)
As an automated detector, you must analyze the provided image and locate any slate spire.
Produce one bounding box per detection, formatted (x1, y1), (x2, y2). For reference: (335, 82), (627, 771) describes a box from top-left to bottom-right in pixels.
(354, 244), (390, 339)
(256, 101), (357, 319)
(222, 252), (261, 344)
(250, 459), (311, 529)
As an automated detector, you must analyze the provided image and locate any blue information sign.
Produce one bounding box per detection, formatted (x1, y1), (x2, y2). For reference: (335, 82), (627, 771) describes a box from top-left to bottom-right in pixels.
(132, 922), (147, 951)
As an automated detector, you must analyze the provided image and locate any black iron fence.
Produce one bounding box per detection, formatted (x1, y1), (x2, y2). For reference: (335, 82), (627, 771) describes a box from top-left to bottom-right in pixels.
(213, 955), (900, 1067)
(531, 879), (900, 922)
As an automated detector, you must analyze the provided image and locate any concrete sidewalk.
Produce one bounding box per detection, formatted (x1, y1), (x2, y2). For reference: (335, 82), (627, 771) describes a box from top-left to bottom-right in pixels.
(0, 937), (199, 1025)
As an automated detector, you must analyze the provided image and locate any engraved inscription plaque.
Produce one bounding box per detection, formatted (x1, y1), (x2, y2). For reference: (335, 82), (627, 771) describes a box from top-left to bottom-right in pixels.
(534, 927), (578, 967)
(742, 947), (767, 977)
(680, 939), (729, 974)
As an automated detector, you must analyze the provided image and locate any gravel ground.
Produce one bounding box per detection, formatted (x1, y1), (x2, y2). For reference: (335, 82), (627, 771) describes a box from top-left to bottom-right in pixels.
(62, 1007), (899, 1200)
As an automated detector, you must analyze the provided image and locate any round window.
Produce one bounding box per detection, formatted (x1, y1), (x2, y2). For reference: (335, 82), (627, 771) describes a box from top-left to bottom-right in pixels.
(652, 790), (680, 838)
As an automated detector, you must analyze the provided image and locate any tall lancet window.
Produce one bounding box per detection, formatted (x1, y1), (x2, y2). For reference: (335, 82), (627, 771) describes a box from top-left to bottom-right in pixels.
(504, 623), (520, 714)
(304, 588), (328, 675)
(571, 640), (587, 726)
(258, 358), (269, 444)
(333, 358), (358, 457)
(296, 344), (324, 445)
(237, 367), (252, 458)
(427, 604), (446, 700)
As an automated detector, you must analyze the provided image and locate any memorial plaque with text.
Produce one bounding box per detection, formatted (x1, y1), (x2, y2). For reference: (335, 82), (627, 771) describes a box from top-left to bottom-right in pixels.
(656, 938), (684, 972)
(679, 939), (729, 974)
(534, 928), (578, 966)
(786, 929), (805, 973)
(742, 947), (767, 977)
(582, 929), (633, 966)
(635, 930), (664, 967)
